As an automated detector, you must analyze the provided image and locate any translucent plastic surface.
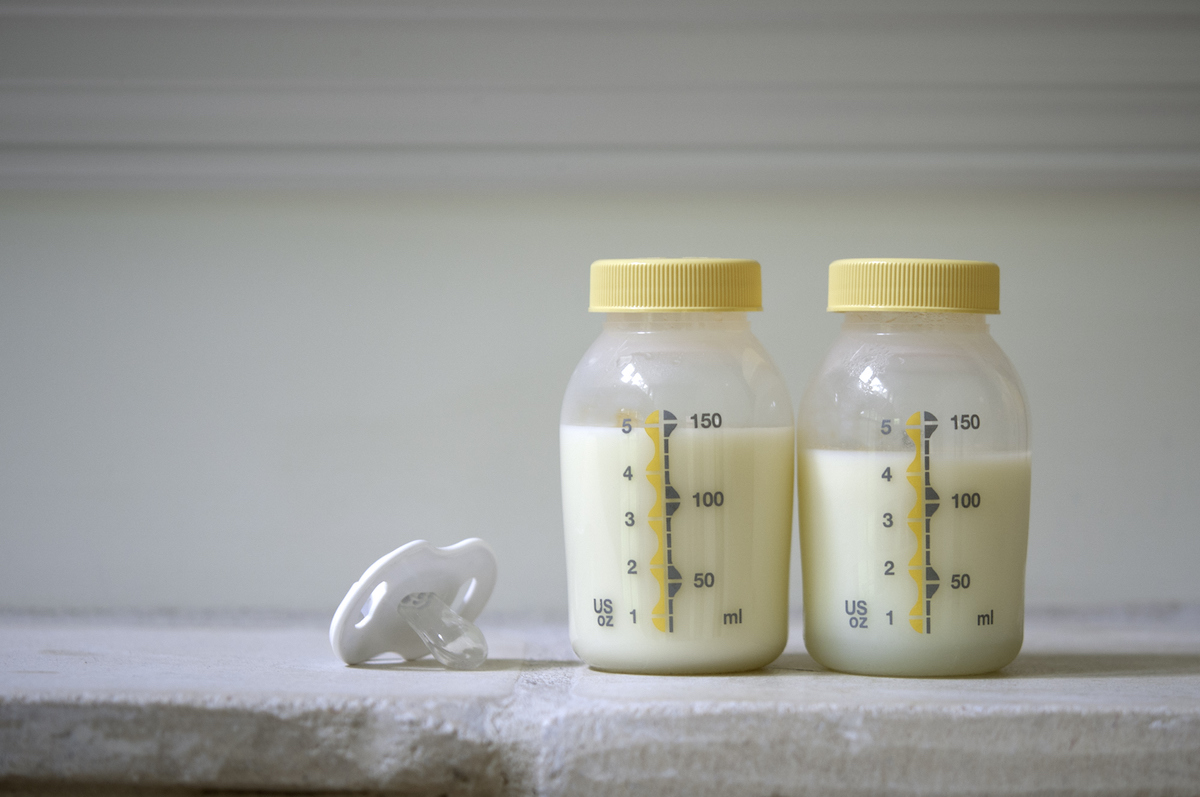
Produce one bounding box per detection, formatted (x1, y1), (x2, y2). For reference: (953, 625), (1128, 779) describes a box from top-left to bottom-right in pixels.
(800, 313), (1028, 452)
(561, 312), (794, 673)
(396, 592), (488, 670)
(798, 313), (1031, 676)
(561, 313), (793, 430)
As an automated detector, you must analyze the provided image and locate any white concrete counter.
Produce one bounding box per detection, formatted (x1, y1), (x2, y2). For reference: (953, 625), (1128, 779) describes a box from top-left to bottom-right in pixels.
(2, 609), (1199, 796)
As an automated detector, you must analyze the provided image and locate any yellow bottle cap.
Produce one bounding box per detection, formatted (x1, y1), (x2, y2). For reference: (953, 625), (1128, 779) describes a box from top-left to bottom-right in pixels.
(827, 258), (1000, 314)
(589, 258), (762, 312)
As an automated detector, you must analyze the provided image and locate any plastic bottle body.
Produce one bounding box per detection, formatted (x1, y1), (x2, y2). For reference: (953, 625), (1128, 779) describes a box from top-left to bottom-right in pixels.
(561, 312), (794, 673)
(797, 312), (1031, 676)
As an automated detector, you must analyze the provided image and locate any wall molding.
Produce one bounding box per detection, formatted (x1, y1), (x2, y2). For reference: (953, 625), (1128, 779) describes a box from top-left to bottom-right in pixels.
(2, 0), (1198, 189)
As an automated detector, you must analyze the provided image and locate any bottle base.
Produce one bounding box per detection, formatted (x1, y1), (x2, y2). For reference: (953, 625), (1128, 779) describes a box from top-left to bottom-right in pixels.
(805, 629), (1023, 677)
(571, 634), (787, 675)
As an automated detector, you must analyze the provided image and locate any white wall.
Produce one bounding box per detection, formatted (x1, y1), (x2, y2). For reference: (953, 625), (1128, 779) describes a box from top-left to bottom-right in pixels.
(2, 188), (1198, 613)
(2, 0), (1198, 614)
(3, 0), (1198, 191)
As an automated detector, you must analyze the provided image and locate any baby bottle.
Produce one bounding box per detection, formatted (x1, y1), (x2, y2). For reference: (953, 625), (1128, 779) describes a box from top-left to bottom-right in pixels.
(797, 259), (1031, 676)
(560, 258), (794, 674)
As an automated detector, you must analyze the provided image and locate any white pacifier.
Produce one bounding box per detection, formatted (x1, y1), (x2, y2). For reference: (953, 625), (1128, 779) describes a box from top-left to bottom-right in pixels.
(330, 538), (497, 669)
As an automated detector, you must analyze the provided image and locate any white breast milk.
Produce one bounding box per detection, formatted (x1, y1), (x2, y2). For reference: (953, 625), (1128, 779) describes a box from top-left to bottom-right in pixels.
(561, 423), (794, 673)
(799, 448), (1031, 676)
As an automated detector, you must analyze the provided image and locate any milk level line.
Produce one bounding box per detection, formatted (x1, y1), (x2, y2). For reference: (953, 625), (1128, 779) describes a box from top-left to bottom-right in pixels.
(905, 411), (940, 634)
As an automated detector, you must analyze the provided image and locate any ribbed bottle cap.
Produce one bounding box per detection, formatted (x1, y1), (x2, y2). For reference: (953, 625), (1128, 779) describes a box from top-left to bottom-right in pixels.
(589, 258), (762, 312)
(828, 259), (1000, 314)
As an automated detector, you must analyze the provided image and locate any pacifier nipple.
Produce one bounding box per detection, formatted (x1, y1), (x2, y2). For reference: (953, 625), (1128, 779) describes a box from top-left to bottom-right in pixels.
(397, 592), (488, 670)
(329, 538), (497, 668)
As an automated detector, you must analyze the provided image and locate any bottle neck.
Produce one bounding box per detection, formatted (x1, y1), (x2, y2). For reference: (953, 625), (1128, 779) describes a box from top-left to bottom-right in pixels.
(840, 311), (989, 333)
(602, 311), (751, 332)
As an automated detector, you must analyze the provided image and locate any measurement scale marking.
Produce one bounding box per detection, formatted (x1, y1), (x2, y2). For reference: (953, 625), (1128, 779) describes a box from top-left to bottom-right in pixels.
(905, 412), (940, 634)
(645, 411), (681, 633)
